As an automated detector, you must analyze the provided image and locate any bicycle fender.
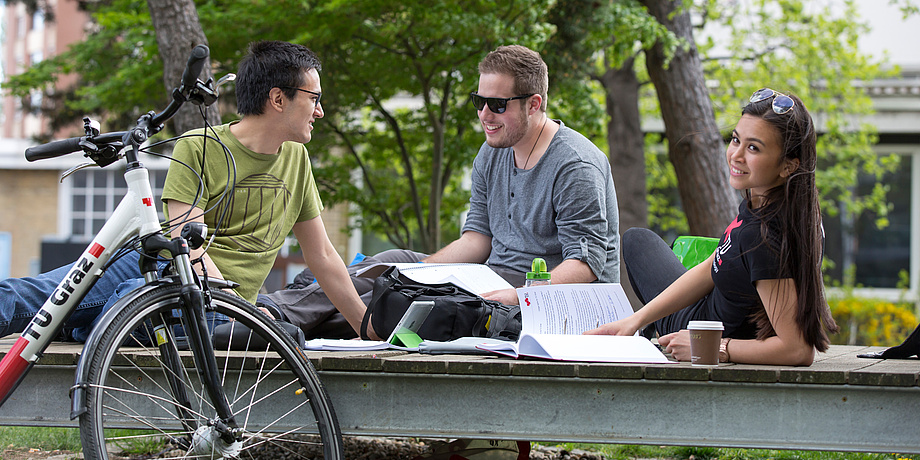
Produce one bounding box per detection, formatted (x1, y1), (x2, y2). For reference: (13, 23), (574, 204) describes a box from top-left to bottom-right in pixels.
(69, 276), (237, 419)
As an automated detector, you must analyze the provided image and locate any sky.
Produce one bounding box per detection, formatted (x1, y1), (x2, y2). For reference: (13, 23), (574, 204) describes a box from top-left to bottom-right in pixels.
(857, 1), (920, 68)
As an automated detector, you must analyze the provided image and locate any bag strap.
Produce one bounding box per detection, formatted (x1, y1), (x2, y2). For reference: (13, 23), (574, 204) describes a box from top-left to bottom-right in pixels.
(361, 266), (400, 340)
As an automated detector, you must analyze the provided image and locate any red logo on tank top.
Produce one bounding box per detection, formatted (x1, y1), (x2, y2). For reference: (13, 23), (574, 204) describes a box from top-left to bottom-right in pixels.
(714, 216), (743, 271)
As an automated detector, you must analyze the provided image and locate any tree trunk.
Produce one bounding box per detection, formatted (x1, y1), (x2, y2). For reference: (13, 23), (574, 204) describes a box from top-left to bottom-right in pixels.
(147, 0), (221, 135)
(639, 0), (736, 237)
(600, 55), (647, 235)
(597, 55), (645, 310)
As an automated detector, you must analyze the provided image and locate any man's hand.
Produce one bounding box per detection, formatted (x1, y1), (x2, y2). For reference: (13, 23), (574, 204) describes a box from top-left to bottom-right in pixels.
(481, 288), (519, 305)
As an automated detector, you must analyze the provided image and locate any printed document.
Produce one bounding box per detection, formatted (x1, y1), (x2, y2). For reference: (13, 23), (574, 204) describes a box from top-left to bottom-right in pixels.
(516, 283), (635, 334)
(475, 283), (671, 363)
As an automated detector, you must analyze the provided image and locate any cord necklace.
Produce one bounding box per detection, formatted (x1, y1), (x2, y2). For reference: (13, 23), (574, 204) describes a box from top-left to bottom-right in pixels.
(521, 118), (548, 170)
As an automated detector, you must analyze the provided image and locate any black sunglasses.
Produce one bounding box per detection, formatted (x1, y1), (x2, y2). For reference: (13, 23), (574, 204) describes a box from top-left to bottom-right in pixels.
(750, 88), (794, 115)
(279, 86), (322, 104)
(469, 92), (532, 114)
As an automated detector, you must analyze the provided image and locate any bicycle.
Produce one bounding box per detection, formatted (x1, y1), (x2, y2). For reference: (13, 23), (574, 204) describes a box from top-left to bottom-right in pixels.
(0, 45), (344, 459)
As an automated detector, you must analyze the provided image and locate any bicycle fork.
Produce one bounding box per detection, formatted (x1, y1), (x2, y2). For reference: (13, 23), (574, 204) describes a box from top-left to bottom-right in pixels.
(141, 229), (241, 446)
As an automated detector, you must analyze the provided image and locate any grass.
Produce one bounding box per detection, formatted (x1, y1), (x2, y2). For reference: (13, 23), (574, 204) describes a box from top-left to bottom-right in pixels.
(0, 426), (81, 452)
(0, 428), (916, 459)
(543, 443), (918, 460)
(0, 427), (167, 456)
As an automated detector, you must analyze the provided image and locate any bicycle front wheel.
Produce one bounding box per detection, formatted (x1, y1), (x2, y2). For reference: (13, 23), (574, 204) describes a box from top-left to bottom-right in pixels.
(78, 285), (344, 459)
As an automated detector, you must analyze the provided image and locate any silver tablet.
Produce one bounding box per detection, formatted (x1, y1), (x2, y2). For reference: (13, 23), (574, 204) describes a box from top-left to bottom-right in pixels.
(387, 301), (435, 344)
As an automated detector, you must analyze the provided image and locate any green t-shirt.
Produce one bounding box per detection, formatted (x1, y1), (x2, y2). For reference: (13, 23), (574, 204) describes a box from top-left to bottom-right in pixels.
(161, 122), (323, 303)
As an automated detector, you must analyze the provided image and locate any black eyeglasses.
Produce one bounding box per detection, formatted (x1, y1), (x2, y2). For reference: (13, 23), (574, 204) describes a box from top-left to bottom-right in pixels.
(469, 92), (532, 114)
(750, 88), (794, 114)
(279, 86), (322, 105)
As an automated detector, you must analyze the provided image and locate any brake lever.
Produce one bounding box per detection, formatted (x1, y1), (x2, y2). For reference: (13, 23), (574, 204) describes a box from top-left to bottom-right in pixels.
(60, 162), (99, 183)
(185, 73), (235, 108)
(216, 73), (236, 89)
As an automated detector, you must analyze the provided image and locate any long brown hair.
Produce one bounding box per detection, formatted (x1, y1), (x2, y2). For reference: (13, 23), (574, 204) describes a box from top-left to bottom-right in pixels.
(742, 92), (839, 352)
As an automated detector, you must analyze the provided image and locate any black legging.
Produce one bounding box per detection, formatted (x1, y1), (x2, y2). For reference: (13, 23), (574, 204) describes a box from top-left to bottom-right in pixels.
(623, 228), (710, 337)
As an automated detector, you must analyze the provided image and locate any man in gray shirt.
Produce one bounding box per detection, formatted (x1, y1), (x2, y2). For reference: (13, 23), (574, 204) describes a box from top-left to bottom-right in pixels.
(260, 44), (619, 334)
(422, 44), (619, 305)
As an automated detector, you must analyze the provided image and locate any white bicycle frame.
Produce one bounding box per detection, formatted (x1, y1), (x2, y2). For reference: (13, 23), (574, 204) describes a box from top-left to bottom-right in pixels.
(0, 165), (171, 401)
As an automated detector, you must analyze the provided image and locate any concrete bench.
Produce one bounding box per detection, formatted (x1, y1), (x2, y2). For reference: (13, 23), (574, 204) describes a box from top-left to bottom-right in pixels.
(0, 339), (916, 454)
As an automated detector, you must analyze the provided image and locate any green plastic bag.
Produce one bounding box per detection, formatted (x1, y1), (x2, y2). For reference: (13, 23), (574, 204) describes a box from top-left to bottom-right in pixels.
(671, 235), (720, 269)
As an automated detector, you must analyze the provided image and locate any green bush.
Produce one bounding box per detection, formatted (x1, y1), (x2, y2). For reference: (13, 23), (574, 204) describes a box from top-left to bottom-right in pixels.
(828, 295), (917, 346)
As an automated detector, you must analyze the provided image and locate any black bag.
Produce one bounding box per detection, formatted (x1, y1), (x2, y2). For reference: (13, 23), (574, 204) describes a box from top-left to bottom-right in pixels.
(857, 323), (920, 359)
(360, 266), (521, 342)
(212, 319), (306, 351)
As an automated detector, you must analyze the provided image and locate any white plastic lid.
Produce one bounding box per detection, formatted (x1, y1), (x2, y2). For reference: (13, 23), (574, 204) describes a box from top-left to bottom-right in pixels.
(687, 320), (724, 330)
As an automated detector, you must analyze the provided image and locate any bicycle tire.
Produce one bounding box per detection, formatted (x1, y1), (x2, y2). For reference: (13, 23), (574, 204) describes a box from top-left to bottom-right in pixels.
(78, 285), (344, 459)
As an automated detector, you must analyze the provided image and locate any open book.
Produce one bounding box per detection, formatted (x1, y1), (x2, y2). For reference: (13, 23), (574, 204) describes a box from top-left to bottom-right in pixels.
(477, 283), (670, 363)
(477, 334), (670, 363)
(355, 263), (513, 295)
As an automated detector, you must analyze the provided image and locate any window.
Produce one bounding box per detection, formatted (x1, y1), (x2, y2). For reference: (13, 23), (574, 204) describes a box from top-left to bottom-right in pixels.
(31, 10), (44, 32)
(61, 168), (167, 241)
(823, 154), (913, 288)
(28, 90), (42, 114)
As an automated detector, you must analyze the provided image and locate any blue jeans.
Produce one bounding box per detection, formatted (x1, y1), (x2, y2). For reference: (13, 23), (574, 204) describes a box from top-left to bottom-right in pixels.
(0, 251), (145, 340)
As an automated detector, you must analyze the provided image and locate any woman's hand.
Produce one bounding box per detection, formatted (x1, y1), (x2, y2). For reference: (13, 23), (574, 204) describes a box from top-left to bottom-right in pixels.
(481, 288), (519, 305)
(657, 330), (692, 361)
(584, 316), (641, 336)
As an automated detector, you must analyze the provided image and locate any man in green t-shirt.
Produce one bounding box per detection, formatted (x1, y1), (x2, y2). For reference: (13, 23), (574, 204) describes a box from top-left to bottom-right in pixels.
(159, 40), (374, 337)
(0, 40), (378, 342)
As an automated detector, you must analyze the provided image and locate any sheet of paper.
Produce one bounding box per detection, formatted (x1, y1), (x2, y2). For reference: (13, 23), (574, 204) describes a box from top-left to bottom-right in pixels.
(517, 334), (670, 363)
(515, 283), (634, 335)
(475, 334), (670, 364)
(355, 263), (513, 294)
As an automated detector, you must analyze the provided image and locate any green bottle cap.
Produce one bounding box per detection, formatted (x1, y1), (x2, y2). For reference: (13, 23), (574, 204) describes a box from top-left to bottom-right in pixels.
(526, 257), (551, 280)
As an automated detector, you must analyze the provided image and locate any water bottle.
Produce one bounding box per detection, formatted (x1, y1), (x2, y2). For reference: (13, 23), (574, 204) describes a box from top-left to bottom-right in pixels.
(524, 257), (551, 287)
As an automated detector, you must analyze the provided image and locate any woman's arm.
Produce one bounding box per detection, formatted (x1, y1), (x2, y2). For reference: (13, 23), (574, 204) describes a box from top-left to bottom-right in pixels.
(659, 278), (814, 366)
(586, 251), (717, 336)
(725, 278), (813, 365)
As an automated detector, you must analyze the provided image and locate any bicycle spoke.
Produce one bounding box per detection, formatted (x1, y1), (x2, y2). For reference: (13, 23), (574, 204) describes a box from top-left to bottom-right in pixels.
(80, 287), (343, 459)
(96, 384), (213, 422)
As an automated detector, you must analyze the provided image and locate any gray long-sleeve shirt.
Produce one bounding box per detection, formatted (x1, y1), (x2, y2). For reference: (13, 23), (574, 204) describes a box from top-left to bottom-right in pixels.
(462, 120), (620, 284)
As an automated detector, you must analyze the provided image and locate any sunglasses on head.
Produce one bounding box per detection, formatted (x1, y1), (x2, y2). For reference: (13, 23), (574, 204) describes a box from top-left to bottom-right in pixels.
(750, 88), (795, 114)
(469, 92), (532, 114)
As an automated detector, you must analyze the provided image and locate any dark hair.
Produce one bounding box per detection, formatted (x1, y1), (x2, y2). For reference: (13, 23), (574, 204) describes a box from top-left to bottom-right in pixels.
(478, 45), (549, 111)
(235, 41), (322, 116)
(742, 93), (839, 352)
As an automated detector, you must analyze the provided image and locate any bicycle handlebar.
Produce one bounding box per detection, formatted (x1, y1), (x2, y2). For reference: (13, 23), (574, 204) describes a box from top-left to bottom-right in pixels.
(181, 45), (209, 93)
(24, 137), (84, 162)
(24, 45), (211, 163)
(25, 132), (126, 162)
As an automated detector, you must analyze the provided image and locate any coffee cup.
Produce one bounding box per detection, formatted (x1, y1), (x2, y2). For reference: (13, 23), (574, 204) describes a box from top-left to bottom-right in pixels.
(687, 320), (724, 367)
